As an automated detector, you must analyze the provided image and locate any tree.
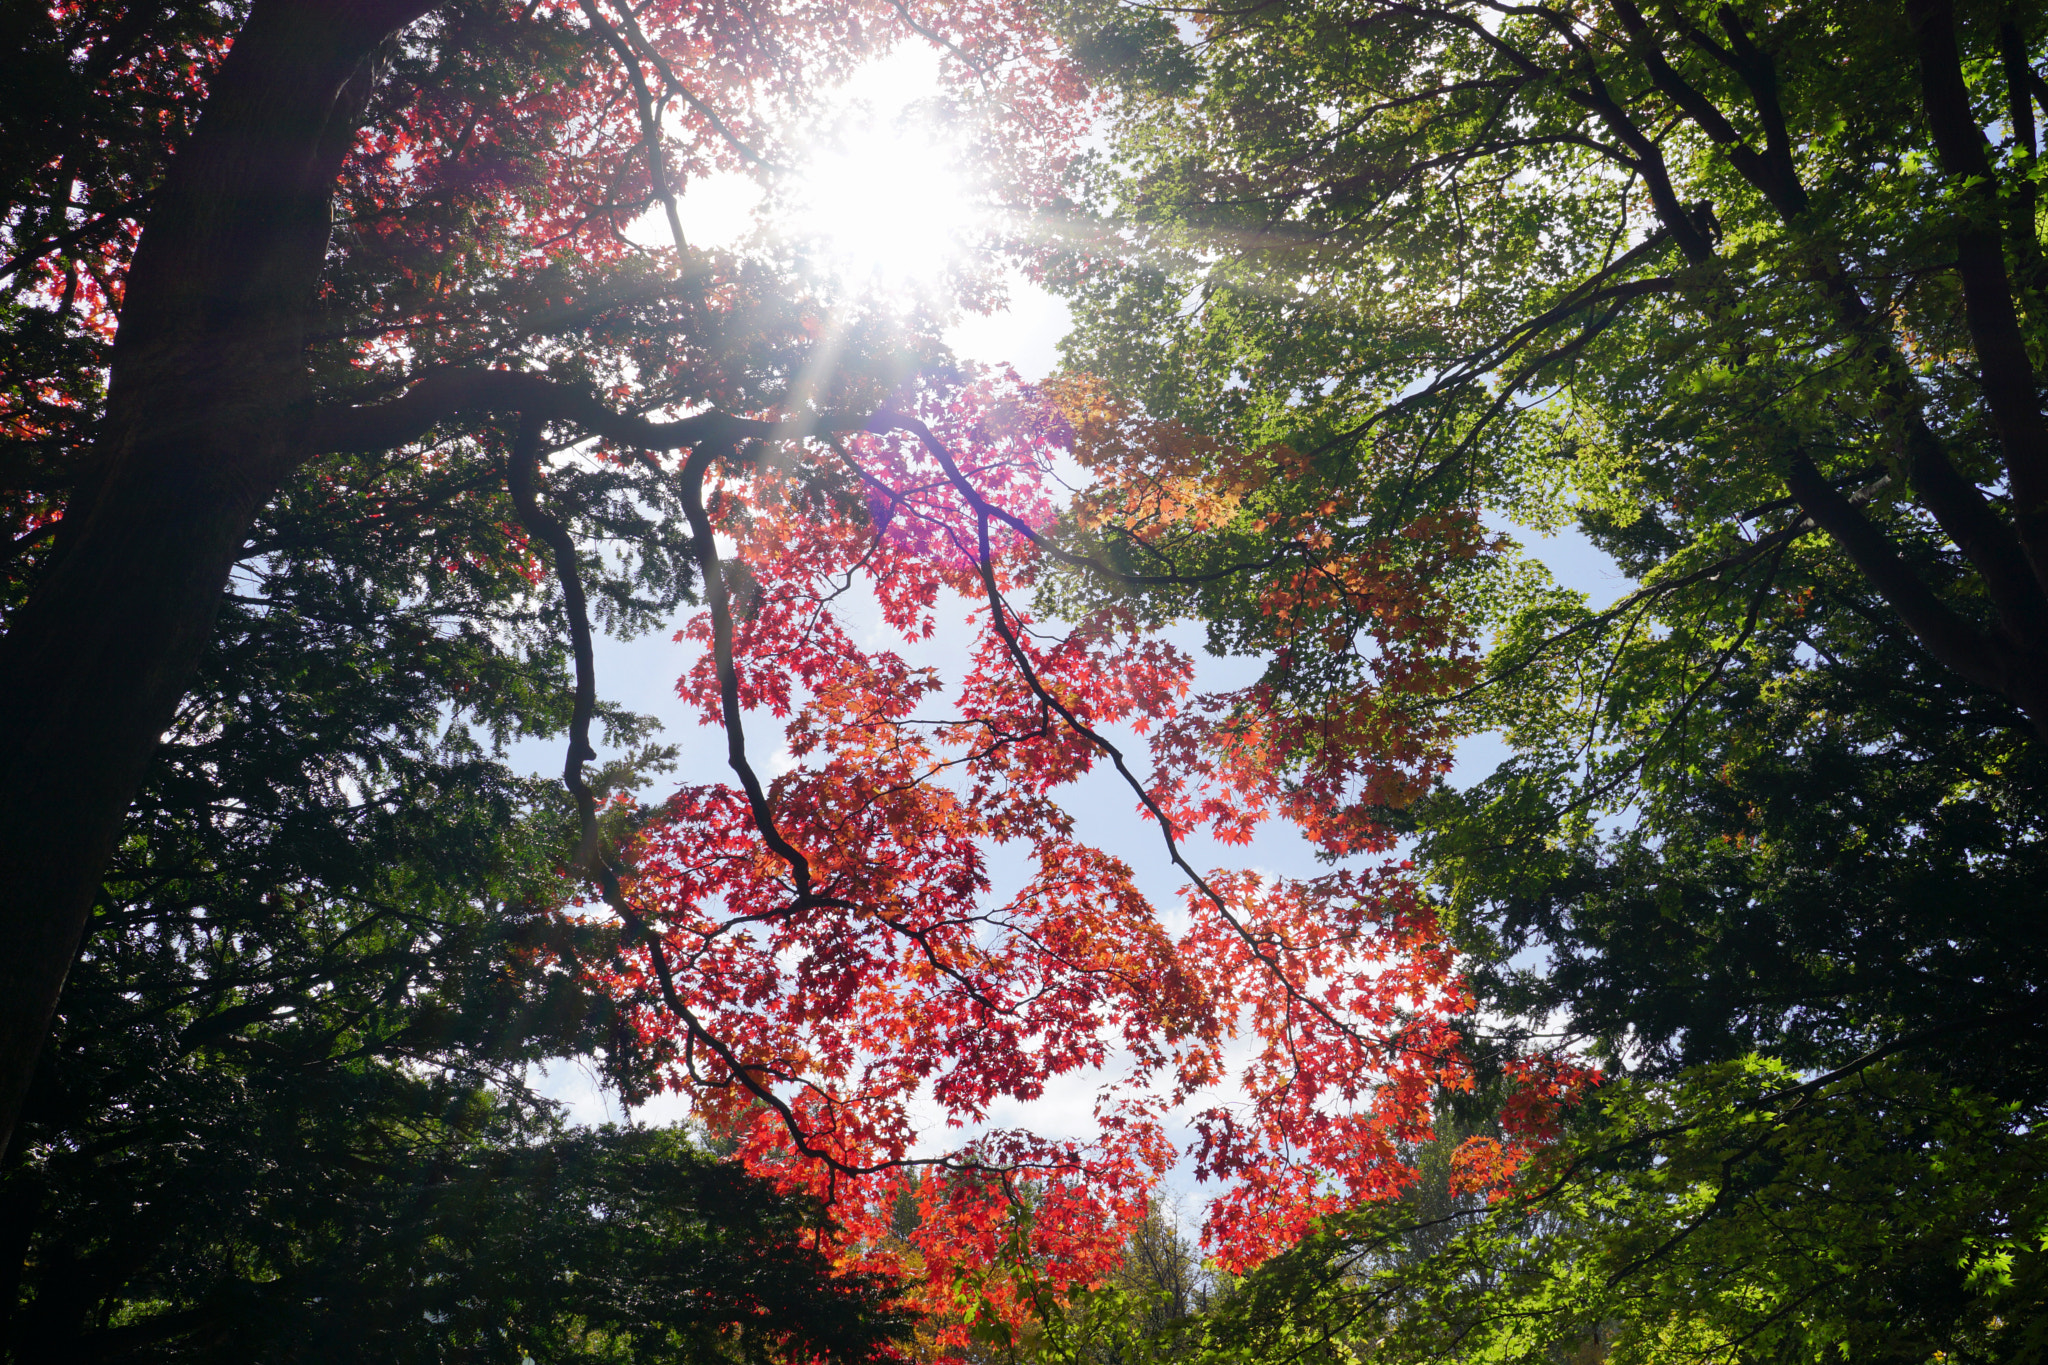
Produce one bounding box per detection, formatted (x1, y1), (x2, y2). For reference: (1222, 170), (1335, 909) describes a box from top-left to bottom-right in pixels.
(1058, 0), (2048, 716)
(1142, 1058), (2048, 1365)
(566, 359), (1541, 1335)
(1018, 0), (2048, 1353)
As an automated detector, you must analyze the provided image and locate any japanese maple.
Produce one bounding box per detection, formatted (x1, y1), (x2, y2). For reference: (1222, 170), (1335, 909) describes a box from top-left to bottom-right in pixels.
(565, 365), (1592, 1347)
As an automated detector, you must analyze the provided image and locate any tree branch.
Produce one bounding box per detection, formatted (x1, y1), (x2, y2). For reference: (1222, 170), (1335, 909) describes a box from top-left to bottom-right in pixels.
(599, 0), (784, 173)
(307, 367), (864, 455)
(674, 442), (827, 899)
(579, 0), (689, 257)
(1786, 449), (2048, 735)
(1707, 4), (1808, 217)
(1609, 1), (1807, 219)
(1907, 0), (2048, 599)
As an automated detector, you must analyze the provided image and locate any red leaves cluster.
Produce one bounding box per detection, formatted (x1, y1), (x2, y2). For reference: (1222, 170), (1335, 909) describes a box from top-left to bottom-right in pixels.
(584, 371), (1595, 1342)
(1180, 866), (1471, 1268)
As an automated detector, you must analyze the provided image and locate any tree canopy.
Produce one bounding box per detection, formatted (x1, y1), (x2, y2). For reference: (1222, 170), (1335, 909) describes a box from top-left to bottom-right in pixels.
(1051, 0), (2048, 1098)
(8, 0), (2048, 1358)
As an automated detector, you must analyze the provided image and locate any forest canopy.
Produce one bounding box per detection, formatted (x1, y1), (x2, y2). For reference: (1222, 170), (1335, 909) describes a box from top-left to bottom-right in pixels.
(3, 0), (2046, 1361)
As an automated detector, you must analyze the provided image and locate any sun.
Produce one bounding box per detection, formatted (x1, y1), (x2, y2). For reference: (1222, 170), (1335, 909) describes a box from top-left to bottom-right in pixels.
(782, 53), (988, 302)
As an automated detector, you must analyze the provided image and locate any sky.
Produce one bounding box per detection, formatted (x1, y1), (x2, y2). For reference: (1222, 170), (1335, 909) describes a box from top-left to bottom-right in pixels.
(524, 40), (1634, 1209)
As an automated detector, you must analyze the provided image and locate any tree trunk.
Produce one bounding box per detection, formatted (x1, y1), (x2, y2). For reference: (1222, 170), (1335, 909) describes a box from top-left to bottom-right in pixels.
(0, 0), (433, 1158)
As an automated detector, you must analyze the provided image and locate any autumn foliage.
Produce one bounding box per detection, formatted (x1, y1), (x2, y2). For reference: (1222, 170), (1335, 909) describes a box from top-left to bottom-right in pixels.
(575, 368), (1593, 1347)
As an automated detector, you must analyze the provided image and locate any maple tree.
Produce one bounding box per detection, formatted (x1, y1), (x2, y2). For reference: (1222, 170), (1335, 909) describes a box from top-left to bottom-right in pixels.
(0, 0), (1596, 1344)
(574, 366), (1564, 1339)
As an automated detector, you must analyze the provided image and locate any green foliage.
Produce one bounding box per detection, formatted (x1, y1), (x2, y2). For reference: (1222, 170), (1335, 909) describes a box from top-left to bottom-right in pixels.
(1050, 0), (2048, 767)
(1170, 1061), (2048, 1365)
(1052, 5), (1195, 99)
(1039, 0), (2048, 1356)
(1048, 0), (2048, 1090)
(1428, 605), (2048, 1095)
(1027, 1204), (1224, 1365)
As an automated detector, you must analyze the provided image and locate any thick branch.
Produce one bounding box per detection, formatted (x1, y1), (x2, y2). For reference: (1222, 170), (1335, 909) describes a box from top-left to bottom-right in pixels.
(1794, 252), (2048, 649)
(0, 0), (442, 1164)
(1707, 5), (1808, 217)
(503, 417), (895, 1179)
(503, 420), (602, 859)
(1609, 1), (1807, 219)
(1897, 416), (2048, 648)
(1515, 6), (1713, 260)
(1908, 0), (2048, 598)
(599, 0), (782, 173)
(675, 443), (824, 898)
(1786, 450), (2048, 736)
(2003, 20), (2041, 233)
(308, 367), (863, 454)
(578, 0), (688, 254)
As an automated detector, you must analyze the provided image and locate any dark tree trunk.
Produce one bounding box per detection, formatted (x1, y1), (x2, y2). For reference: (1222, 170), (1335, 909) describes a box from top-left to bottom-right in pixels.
(0, 0), (434, 1158)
